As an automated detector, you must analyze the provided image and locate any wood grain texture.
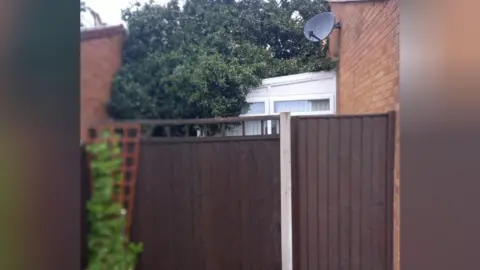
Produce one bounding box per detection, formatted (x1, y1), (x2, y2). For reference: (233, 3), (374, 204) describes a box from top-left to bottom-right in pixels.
(131, 137), (281, 270)
(292, 114), (395, 270)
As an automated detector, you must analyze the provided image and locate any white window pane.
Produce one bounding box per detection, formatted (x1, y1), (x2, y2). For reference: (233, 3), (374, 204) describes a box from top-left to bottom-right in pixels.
(311, 99), (330, 111)
(270, 120), (279, 134)
(225, 121), (264, 136)
(241, 102), (266, 115)
(245, 121), (263, 135)
(274, 99), (330, 113)
(274, 100), (310, 113)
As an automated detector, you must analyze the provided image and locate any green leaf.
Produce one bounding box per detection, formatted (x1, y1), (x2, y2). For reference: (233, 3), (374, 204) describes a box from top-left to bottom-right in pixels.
(86, 132), (142, 270)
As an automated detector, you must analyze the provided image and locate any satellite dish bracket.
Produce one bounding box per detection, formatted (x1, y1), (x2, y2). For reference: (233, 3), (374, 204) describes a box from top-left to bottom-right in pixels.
(334, 21), (343, 29)
(308, 31), (322, 42)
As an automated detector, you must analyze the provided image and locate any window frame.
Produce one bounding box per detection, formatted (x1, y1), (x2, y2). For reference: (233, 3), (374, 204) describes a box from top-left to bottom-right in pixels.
(237, 97), (271, 135)
(269, 93), (336, 116)
(237, 94), (336, 135)
(240, 97), (270, 117)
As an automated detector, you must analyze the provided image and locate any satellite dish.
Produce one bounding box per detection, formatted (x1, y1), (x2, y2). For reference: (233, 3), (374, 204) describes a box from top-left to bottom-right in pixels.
(303, 12), (342, 42)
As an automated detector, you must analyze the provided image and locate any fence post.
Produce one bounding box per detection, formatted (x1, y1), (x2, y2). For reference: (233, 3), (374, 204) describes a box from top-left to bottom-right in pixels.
(280, 112), (293, 270)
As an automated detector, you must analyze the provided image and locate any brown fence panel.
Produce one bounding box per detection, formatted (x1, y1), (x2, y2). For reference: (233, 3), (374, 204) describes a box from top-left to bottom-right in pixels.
(131, 136), (281, 270)
(80, 145), (91, 270)
(292, 113), (395, 270)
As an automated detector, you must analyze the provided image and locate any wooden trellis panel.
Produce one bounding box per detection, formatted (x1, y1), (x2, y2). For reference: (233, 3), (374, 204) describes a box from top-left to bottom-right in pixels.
(86, 122), (142, 237)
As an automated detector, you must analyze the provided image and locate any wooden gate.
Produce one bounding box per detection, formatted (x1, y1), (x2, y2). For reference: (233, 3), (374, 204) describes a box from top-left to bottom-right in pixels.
(129, 117), (282, 270)
(291, 113), (395, 270)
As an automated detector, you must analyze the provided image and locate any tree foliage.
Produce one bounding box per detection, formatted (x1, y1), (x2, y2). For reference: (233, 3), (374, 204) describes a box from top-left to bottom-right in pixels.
(108, 0), (336, 120)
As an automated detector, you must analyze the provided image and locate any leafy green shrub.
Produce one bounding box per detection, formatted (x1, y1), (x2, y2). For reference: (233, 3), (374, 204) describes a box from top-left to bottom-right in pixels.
(86, 131), (143, 270)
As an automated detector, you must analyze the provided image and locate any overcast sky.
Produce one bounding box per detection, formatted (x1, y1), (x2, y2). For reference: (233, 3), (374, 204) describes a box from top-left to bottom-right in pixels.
(84, 0), (176, 26)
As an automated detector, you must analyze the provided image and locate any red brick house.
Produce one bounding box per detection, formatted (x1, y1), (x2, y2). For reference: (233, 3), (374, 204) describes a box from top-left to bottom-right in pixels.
(80, 25), (126, 142)
(328, 1), (400, 269)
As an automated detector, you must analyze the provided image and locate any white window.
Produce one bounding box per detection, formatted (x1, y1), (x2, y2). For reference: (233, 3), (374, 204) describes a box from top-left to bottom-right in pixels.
(227, 71), (337, 136)
(241, 101), (268, 116)
(273, 99), (330, 113)
(231, 94), (335, 136)
(270, 94), (335, 116)
(228, 99), (270, 136)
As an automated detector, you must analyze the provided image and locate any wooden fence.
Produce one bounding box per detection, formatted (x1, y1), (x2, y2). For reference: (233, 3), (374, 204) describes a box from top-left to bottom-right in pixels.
(291, 113), (395, 270)
(130, 119), (282, 270)
(82, 113), (395, 270)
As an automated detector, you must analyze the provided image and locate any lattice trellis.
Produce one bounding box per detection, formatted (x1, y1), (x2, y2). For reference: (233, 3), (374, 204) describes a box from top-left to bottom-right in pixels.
(86, 122), (141, 237)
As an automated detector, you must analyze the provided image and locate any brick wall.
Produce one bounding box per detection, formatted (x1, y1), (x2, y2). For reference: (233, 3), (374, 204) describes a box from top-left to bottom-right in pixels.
(328, 1), (400, 270)
(80, 25), (125, 142)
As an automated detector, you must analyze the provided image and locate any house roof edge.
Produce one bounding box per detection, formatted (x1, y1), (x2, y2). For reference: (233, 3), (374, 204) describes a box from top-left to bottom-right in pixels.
(81, 24), (126, 42)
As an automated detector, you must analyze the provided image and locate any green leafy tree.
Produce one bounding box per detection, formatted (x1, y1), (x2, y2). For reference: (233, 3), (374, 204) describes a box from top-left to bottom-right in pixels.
(86, 131), (142, 270)
(108, 0), (335, 120)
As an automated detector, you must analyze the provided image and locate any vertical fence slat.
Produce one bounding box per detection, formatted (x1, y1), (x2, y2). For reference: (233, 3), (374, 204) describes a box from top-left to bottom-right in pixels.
(371, 116), (388, 270)
(349, 118), (363, 270)
(317, 119), (330, 270)
(213, 142), (228, 270)
(171, 144), (184, 269)
(307, 119), (319, 270)
(297, 119), (308, 270)
(247, 142), (259, 270)
(80, 146), (90, 270)
(201, 143), (215, 270)
(327, 118), (340, 270)
(256, 139), (272, 269)
(270, 137), (282, 270)
(385, 112), (396, 270)
(228, 141), (242, 270)
(339, 118), (352, 270)
(182, 143), (195, 270)
(291, 117), (301, 270)
(156, 144), (172, 269)
(191, 143), (206, 270)
(240, 140), (253, 270)
(360, 117), (374, 270)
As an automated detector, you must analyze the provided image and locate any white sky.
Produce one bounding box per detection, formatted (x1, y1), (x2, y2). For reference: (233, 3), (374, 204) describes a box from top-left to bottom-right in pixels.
(84, 0), (293, 27)
(84, 0), (173, 26)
